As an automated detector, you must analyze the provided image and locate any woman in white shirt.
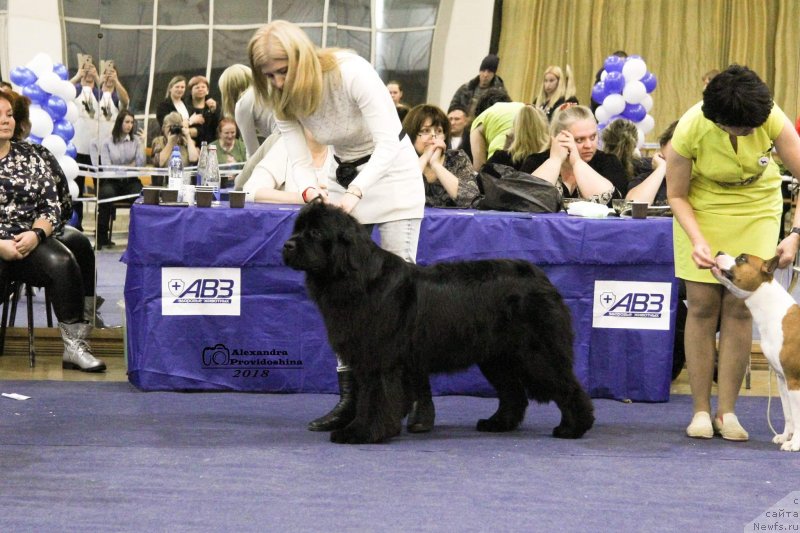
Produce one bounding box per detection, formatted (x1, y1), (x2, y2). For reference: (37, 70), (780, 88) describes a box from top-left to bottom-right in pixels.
(248, 20), (431, 434)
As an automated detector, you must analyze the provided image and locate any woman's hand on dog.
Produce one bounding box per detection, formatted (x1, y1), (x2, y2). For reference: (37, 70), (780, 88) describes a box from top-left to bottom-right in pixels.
(338, 189), (360, 213)
(691, 241), (715, 269)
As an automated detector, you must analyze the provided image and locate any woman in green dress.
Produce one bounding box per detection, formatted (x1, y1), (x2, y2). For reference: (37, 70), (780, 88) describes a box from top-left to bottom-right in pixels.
(667, 65), (800, 441)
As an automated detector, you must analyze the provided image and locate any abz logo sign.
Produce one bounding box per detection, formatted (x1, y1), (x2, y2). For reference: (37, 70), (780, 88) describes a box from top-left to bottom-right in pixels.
(592, 280), (671, 330)
(162, 267), (241, 316)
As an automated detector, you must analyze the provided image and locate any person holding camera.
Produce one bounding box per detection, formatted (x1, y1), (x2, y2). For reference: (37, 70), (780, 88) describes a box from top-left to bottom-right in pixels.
(149, 112), (198, 182)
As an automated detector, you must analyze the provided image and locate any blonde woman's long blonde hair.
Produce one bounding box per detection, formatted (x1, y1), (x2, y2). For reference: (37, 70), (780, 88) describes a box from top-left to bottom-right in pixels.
(508, 105), (550, 163)
(218, 64), (252, 119)
(601, 118), (640, 178)
(248, 20), (341, 121)
(533, 65), (576, 108)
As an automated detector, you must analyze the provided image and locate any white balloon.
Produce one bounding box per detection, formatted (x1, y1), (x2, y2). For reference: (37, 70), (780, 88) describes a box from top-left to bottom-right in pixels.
(602, 93), (626, 116)
(54, 80), (77, 102)
(636, 114), (655, 135)
(622, 81), (647, 104)
(641, 94), (654, 112)
(595, 105), (610, 125)
(36, 71), (61, 95)
(600, 70), (608, 81)
(637, 128), (645, 149)
(41, 134), (67, 157)
(65, 101), (79, 123)
(622, 58), (648, 82)
(29, 105), (54, 137)
(57, 156), (80, 181)
(26, 53), (54, 78)
(68, 178), (79, 199)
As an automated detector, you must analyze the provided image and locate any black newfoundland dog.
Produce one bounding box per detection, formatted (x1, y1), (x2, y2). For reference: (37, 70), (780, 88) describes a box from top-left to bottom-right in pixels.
(283, 202), (594, 444)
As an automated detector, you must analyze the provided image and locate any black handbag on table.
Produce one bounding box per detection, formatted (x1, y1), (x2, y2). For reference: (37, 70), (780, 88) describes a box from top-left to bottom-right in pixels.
(476, 163), (562, 213)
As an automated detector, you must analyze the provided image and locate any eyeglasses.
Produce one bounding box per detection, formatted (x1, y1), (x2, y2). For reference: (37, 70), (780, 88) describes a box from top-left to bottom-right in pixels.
(417, 129), (443, 139)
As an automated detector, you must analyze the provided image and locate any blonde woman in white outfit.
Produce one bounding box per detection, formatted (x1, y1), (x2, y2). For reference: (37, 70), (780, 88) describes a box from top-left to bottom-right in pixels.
(249, 20), (432, 434)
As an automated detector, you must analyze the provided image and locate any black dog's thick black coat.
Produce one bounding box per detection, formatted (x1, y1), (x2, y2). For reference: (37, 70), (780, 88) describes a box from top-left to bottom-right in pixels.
(283, 202), (594, 444)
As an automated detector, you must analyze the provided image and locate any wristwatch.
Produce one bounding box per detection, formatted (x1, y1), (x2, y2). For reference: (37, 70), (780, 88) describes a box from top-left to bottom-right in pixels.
(32, 228), (47, 243)
(791, 227), (800, 238)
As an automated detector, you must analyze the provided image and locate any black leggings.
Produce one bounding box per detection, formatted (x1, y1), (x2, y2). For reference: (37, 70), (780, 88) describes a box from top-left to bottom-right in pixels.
(56, 225), (95, 297)
(5, 238), (84, 324)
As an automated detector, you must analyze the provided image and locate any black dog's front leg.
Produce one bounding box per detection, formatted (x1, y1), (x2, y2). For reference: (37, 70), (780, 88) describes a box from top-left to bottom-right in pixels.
(331, 371), (404, 444)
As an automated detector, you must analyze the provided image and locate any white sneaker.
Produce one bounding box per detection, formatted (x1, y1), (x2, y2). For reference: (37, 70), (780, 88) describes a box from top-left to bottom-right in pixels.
(686, 411), (713, 439)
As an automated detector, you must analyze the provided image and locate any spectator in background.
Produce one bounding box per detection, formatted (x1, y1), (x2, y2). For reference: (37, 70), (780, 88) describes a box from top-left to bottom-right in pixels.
(186, 75), (220, 145)
(218, 64), (277, 157)
(449, 54), (505, 116)
(459, 87), (511, 163)
(403, 104), (480, 208)
(486, 105), (550, 170)
(625, 120), (677, 205)
(156, 75), (189, 127)
(469, 91), (524, 170)
(150, 111), (199, 177)
(0, 80), (12, 91)
(447, 104), (468, 151)
(591, 50), (627, 111)
(211, 118), (247, 164)
(97, 109), (144, 249)
(533, 65), (579, 121)
(70, 58), (103, 230)
(600, 118), (651, 181)
(521, 104), (627, 205)
(387, 80), (404, 106)
(96, 62), (130, 142)
(702, 69), (720, 87)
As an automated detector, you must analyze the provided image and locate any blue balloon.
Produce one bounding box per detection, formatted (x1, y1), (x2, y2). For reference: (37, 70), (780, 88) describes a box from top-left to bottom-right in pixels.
(65, 142), (77, 159)
(52, 63), (69, 81)
(22, 83), (49, 105)
(27, 134), (43, 144)
(604, 71), (625, 94)
(641, 72), (658, 93)
(591, 81), (607, 104)
(603, 55), (625, 73)
(53, 119), (75, 142)
(622, 103), (647, 123)
(45, 95), (67, 121)
(9, 66), (37, 87)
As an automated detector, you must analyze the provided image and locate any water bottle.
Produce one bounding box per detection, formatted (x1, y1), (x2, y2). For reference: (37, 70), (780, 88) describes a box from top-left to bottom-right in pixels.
(205, 145), (221, 199)
(196, 141), (208, 186)
(167, 146), (183, 200)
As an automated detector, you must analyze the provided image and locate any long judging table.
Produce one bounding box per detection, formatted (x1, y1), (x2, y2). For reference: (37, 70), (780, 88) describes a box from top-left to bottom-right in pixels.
(123, 203), (677, 401)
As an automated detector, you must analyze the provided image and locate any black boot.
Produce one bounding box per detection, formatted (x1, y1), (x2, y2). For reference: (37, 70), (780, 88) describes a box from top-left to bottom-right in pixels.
(407, 396), (435, 433)
(308, 370), (356, 431)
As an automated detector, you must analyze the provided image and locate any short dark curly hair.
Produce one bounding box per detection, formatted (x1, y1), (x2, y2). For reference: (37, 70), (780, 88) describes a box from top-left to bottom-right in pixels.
(701, 65), (772, 128)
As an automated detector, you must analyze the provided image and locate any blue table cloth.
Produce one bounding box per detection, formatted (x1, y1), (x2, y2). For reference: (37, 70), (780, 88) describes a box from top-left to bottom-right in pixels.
(123, 203), (677, 401)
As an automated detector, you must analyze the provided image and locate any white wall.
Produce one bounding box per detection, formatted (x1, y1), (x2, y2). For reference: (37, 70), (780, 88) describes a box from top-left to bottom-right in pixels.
(7, 0), (62, 77)
(428, 0), (495, 109)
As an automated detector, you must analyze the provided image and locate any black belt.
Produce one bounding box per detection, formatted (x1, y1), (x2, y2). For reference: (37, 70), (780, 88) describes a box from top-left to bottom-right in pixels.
(333, 131), (407, 188)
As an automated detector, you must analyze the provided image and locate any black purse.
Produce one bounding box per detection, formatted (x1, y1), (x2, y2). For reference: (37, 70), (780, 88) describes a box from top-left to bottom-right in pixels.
(476, 163), (562, 213)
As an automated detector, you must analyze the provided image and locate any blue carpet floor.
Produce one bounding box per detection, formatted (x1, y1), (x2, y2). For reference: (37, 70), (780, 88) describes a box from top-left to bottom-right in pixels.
(0, 381), (796, 532)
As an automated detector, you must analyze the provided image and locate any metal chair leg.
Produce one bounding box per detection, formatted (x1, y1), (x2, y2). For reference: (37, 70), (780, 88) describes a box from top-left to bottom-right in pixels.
(25, 283), (35, 367)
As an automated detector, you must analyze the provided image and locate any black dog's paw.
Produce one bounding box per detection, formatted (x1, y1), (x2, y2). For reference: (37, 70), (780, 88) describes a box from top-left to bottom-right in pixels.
(476, 416), (518, 433)
(552, 424), (584, 439)
(330, 423), (396, 444)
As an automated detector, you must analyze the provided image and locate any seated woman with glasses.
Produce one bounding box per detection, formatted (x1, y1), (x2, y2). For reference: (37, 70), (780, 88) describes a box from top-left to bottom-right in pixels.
(520, 104), (627, 205)
(0, 90), (105, 371)
(402, 104), (480, 208)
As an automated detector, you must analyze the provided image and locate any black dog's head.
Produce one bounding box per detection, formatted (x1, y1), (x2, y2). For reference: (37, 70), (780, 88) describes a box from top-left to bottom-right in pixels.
(282, 201), (374, 278)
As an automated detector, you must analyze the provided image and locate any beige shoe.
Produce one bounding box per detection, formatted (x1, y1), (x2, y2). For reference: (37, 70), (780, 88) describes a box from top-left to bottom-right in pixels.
(713, 413), (749, 441)
(686, 411), (713, 439)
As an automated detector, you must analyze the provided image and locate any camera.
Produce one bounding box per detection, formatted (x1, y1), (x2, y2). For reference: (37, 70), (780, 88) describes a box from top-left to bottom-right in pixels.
(169, 125), (183, 136)
(202, 343), (230, 366)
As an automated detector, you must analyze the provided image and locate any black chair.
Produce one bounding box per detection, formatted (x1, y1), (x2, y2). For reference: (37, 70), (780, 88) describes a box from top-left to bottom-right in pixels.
(0, 278), (53, 367)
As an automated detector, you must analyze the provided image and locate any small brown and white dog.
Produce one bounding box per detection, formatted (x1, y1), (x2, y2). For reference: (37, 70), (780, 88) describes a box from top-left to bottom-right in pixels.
(712, 252), (800, 451)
